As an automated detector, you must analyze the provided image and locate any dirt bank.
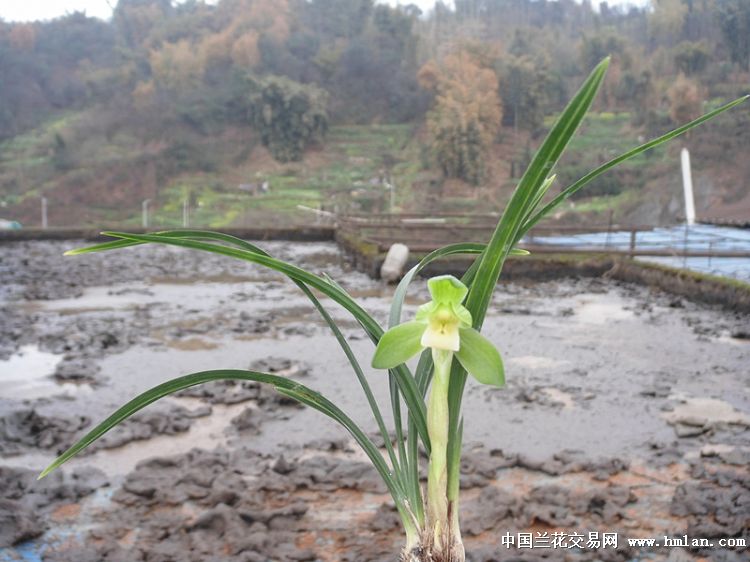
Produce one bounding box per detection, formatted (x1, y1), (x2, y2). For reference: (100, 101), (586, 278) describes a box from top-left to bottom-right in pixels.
(0, 240), (748, 561)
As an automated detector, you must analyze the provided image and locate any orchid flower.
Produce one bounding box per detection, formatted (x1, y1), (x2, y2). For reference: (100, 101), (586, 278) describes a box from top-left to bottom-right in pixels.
(372, 275), (504, 387)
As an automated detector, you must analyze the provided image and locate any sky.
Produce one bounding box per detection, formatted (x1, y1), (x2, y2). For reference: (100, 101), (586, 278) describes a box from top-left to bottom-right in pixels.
(0, 0), (651, 23)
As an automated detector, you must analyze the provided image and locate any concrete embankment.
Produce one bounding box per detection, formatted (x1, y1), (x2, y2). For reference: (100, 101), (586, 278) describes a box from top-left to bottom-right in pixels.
(335, 227), (750, 313)
(0, 226), (336, 243)
(5, 226), (749, 313)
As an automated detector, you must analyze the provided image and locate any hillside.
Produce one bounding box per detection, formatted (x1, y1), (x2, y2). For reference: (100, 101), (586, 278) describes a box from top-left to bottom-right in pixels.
(3, 102), (748, 229)
(1, 0), (749, 228)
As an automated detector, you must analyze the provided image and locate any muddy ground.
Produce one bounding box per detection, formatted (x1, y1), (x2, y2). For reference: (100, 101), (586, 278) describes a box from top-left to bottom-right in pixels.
(0, 240), (748, 562)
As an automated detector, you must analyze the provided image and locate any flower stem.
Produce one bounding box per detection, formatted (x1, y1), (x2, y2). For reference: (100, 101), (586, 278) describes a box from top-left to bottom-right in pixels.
(426, 348), (452, 549)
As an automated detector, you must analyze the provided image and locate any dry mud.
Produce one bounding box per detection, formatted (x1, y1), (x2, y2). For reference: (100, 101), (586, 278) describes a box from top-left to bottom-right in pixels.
(0, 240), (748, 562)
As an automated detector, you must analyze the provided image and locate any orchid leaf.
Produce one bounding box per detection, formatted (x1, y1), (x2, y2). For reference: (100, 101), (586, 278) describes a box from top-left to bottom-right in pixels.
(74, 230), (430, 451)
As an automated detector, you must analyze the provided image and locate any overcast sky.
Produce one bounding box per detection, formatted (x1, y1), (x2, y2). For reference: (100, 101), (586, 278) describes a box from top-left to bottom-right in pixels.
(1, 0), (651, 23)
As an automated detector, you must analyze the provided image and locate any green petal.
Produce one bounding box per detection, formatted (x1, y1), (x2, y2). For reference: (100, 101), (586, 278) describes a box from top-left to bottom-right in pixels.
(451, 302), (472, 327)
(455, 328), (504, 387)
(372, 321), (426, 369)
(415, 300), (438, 322)
(427, 275), (468, 304)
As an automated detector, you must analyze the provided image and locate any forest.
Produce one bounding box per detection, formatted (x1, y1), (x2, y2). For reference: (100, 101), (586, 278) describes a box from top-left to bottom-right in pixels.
(0, 0), (749, 227)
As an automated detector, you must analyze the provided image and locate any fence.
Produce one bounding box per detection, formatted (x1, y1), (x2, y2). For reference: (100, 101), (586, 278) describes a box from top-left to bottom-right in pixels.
(337, 213), (750, 260)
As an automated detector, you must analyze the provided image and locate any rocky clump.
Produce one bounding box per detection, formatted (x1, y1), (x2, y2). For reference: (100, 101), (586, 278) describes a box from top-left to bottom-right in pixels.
(177, 360), (308, 409)
(249, 356), (310, 378)
(177, 379), (266, 405)
(53, 357), (102, 384)
(0, 465), (108, 547)
(40, 447), (387, 562)
(459, 447), (629, 487)
(0, 306), (30, 359)
(165, 310), (272, 339)
(8, 440), (749, 562)
(671, 456), (750, 560)
(38, 312), (149, 358)
(665, 397), (750, 441)
(0, 408), (90, 456)
(0, 403), (214, 458)
(87, 403), (212, 452)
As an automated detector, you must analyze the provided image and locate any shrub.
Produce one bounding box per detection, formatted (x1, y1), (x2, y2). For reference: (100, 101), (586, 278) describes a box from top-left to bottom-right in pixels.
(248, 75), (328, 162)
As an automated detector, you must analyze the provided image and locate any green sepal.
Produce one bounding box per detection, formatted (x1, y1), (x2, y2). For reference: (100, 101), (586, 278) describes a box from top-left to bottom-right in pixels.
(427, 275), (468, 304)
(372, 320), (425, 369)
(455, 327), (504, 387)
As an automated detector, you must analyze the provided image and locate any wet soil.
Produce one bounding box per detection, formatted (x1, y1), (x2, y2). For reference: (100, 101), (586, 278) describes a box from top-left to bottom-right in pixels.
(0, 240), (748, 561)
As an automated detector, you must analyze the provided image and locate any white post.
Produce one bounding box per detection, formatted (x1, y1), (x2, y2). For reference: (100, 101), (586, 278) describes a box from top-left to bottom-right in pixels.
(681, 148), (696, 226)
(41, 197), (48, 229)
(182, 199), (189, 228)
(142, 199), (150, 229)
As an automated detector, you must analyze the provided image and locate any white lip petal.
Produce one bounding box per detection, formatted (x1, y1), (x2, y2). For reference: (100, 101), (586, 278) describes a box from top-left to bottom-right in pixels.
(421, 324), (460, 352)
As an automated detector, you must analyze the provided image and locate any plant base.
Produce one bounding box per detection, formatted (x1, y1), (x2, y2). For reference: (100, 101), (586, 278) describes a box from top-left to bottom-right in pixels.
(400, 539), (465, 562)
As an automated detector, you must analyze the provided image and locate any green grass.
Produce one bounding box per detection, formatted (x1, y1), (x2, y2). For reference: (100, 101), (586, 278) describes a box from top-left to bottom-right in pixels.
(561, 189), (639, 214)
(556, 112), (656, 169)
(635, 259), (750, 292)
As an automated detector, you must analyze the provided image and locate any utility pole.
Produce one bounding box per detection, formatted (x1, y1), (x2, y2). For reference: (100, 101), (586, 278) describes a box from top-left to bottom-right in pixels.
(386, 181), (396, 213)
(41, 197), (48, 229)
(681, 148), (696, 226)
(142, 199), (150, 229)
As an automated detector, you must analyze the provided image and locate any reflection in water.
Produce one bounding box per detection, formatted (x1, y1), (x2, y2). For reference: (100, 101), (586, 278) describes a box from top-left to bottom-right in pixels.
(0, 345), (91, 400)
(527, 224), (750, 281)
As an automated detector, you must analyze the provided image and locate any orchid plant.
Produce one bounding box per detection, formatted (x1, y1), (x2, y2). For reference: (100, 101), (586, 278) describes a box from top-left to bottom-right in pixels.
(39, 59), (746, 562)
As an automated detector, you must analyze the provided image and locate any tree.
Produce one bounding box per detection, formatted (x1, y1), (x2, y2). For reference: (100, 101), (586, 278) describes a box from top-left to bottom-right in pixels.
(672, 40), (711, 74)
(248, 76), (328, 162)
(716, 0), (750, 70)
(230, 31), (261, 69)
(667, 73), (703, 124)
(149, 39), (205, 92)
(580, 32), (631, 109)
(618, 69), (657, 126)
(301, 0), (373, 40)
(419, 49), (503, 185)
(580, 32), (629, 72)
(113, 0), (172, 49)
(498, 54), (549, 132)
(7, 24), (36, 51)
(650, 0), (688, 45)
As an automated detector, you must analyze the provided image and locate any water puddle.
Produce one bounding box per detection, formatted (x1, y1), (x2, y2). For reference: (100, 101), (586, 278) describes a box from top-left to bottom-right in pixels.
(664, 396), (750, 427)
(508, 355), (569, 370)
(35, 280), (300, 315)
(76, 399), (248, 476)
(0, 345), (89, 400)
(166, 338), (220, 351)
(573, 298), (634, 325)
